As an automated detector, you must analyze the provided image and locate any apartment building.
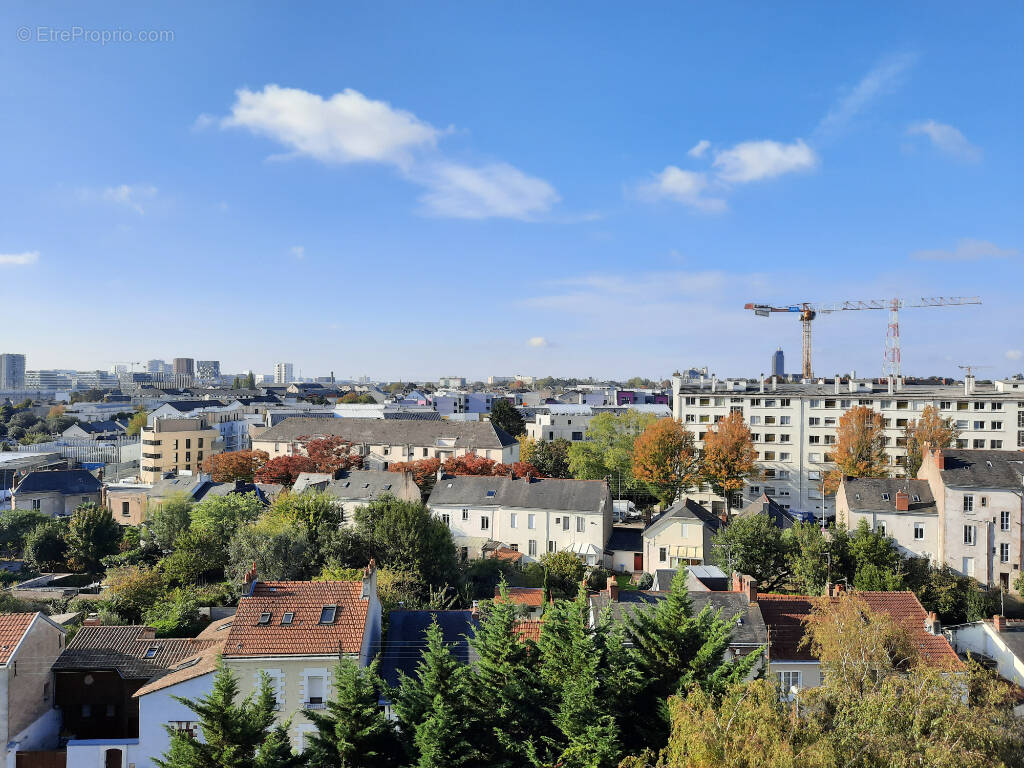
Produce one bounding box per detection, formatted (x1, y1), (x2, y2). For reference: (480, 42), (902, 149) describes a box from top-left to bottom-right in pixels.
(139, 418), (223, 482)
(527, 403), (671, 443)
(671, 372), (1024, 518)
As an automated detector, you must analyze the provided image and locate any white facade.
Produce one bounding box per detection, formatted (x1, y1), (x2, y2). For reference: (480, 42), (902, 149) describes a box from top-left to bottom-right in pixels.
(671, 374), (1024, 518)
(274, 362), (294, 384)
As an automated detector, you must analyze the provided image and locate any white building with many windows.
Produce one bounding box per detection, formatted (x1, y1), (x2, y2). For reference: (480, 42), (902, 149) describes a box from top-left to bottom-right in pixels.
(671, 373), (1024, 518)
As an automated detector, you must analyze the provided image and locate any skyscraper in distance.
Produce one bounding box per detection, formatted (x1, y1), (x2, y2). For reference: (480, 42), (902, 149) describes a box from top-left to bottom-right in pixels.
(771, 347), (785, 378)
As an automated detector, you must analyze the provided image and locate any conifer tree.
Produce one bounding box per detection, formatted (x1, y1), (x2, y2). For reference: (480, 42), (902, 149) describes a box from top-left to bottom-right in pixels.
(155, 665), (277, 768)
(394, 619), (482, 767)
(303, 659), (400, 768)
(255, 722), (305, 768)
(467, 582), (549, 767)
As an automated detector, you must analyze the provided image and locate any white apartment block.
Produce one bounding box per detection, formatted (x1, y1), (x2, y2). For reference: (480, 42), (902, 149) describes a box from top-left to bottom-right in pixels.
(671, 373), (1024, 518)
(527, 403), (672, 443)
(274, 362), (294, 384)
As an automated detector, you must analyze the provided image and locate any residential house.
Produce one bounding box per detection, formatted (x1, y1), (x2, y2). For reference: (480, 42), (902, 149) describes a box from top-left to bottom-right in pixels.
(139, 418), (223, 483)
(251, 417), (519, 465)
(427, 475), (612, 564)
(494, 587), (548, 619)
(292, 469), (421, 521)
(736, 492), (810, 530)
(11, 469), (102, 516)
(104, 474), (213, 526)
(836, 478), (938, 560)
(642, 498), (721, 573)
(62, 420), (127, 440)
(52, 625), (217, 740)
(946, 614), (1024, 691)
(221, 564), (383, 751)
(916, 448), (1024, 591)
(104, 484), (151, 526)
(0, 613), (67, 761)
(605, 525), (644, 573)
(757, 586), (960, 694)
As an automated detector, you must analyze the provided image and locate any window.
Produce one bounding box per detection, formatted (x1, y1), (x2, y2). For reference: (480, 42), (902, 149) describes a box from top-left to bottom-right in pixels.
(81, 704), (91, 718)
(763, 451), (776, 461)
(780, 416), (791, 425)
(481, 516), (490, 531)
(281, 612), (294, 625)
(914, 523), (924, 540)
(577, 516), (585, 532)
(981, 496), (988, 508)
(486, 490), (496, 497)
(144, 646), (158, 658)
(808, 417), (820, 426)
(462, 509), (469, 521)
(1001, 510), (1010, 531)
(963, 495), (974, 513)
(780, 398), (791, 406)
(877, 522), (886, 536)
(1000, 543), (1010, 563)
(659, 547), (667, 563)
(510, 512), (517, 529)
(749, 416), (761, 425)
(992, 421), (1003, 430)
(780, 452), (791, 461)
(562, 515), (569, 531)
(528, 513), (536, 529)
(963, 525), (976, 546)
(881, 493), (890, 501)
(31, 499), (40, 510)
(307, 674), (325, 705)
(685, 414), (695, 423)
(257, 612), (272, 625)
(548, 540), (556, 553)
(441, 512), (450, 526)
(973, 421), (985, 430)
(992, 440), (1003, 449)
(777, 670), (801, 691)
(974, 401), (985, 410)
(962, 557), (975, 577)
(319, 606), (337, 624)
(528, 540), (537, 556)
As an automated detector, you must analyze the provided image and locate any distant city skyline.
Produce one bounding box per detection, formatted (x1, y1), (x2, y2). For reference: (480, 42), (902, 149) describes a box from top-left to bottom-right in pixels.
(1, 2), (1020, 380)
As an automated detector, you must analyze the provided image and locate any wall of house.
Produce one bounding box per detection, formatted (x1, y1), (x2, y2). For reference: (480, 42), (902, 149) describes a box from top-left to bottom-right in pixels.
(7, 617), (63, 743)
(644, 519), (707, 573)
(65, 738), (140, 768)
(140, 425), (222, 483)
(932, 482), (1022, 588)
(841, 505), (939, 562)
(253, 439), (516, 465)
(768, 661), (822, 690)
(606, 548), (641, 573)
(949, 623), (1024, 687)
(13, 491), (100, 517)
(136, 671), (215, 768)
(105, 491), (148, 526)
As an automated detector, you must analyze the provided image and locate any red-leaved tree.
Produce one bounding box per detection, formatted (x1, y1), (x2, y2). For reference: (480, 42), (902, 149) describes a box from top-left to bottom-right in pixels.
(301, 435), (363, 475)
(253, 455), (319, 486)
(202, 449), (269, 483)
(388, 457), (442, 501)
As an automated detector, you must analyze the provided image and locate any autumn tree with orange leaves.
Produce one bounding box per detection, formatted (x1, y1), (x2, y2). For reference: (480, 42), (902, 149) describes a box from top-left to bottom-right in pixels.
(903, 404), (960, 477)
(825, 405), (889, 493)
(699, 411), (758, 512)
(202, 449), (269, 483)
(388, 457), (442, 501)
(253, 455), (318, 486)
(631, 418), (700, 508)
(302, 435), (363, 475)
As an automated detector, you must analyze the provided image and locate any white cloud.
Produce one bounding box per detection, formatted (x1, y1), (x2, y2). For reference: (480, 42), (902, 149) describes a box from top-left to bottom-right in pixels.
(712, 139), (818, 184)
(816, 52), (917, 135)
(418, 162), (559, 220)
(1007, 350), (1023, 361)
(221, 85), (440, 169)
(907, 120), (981, 162)
(637, 167), (726, 213)
(83, 184), (158, 214)
(289, 245), (305, 259)
(527, 336), (549, 348)
(910, 238), (1018, 262)
(687, 139), (711, 158)
(0, 251), (39, 266)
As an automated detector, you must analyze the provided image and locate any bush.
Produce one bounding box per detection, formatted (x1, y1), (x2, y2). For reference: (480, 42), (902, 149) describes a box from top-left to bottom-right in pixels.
(143, 588), (204, 637)
(635, 572), (654, 590)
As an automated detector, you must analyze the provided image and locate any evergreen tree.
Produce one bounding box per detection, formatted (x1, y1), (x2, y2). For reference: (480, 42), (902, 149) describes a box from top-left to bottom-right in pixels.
(467, 582), (548, 767)
(615, 570), (761, 752)
(303, 659), (400, 768)
(155, 665), (277, 768)
(255, 722), (305, 768)
(489, 399), (526, 437)
(64, 503), (122, 574)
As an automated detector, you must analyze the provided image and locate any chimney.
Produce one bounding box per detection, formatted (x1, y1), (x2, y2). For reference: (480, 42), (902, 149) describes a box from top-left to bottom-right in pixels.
(744, 576), (758, 604)
(772, 377), (777, 392)
(831, 583), (846, 597)
(894, 491), (909, 511)
(700, 374), (705, 390)
(759, 373), (765, 393)
(140, 627), (156, 640)
(935, 449), (945, 471)
(887, 376), (894, 395)
(994, 614), (1006, 633)
(606, 575), (619, 601)
(925, 611), (942, 635)
(361, 558), (378, 600)
(711, 375), (717, 393)
(965, 375), (974, 396)
(82, 613), (102, 627)
(243, 561), (259, 595)
(471, 600), (480, 620)
(849, 378), (857, 393)
(834, 375), (840, 395)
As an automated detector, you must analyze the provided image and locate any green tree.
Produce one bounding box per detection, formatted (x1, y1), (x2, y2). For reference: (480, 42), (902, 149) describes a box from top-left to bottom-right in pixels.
(394, 619), (483, 767)
(125, 410), (148, 437)
(155, 665), (278, 768)
(848, 518), (902, 587)
(538, 550), (587, 598)
(160, 529), (228, 585)
(105, 565), (166, 623)
(303, 659), (401, 768)
(147, 495), (194, 551)
(0, 509), (49, 558)
(785, 523), (851, 596)
(143, 587), (204, 637)
(268, 491), (344, 568)
(490, 399), (526, 437)
(531, 438), (572, 479)
(65, 503), (122, 574)
(227, 520), (315, 583)
(568, 411), (656, 498)
(190, 492), (264, 544)
(255, 722), (304, 768)
(23, 519), (69, 571)
(709, 514), (790, 590)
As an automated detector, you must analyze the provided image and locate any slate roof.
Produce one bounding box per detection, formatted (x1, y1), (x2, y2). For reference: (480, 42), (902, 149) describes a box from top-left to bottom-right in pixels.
(14, 469), (102, 496)
(163, 400), (227, 413)
(253, 416), (517, 449)
(378, 610), (478, 688)
(428, 475), (610, 514)
(606, 526), (643, 552)
(645, 498), (720, 534)
(72, 420), (125, 434)
(758, 591), (961, 668)
(325, 470), (409, 501)
(589, 590), (766, 650)
(938, 449), (1024, 490)
(53, 626), (217, 679)
(224, 580), (371, 658)
(133, 639), (226, 697)
(841, 478), (937, 514)
(0, 613), (39, 665)
(736, 493), (804, 529)
(147, 475), (211, 500)
(652, 569), (678, 591)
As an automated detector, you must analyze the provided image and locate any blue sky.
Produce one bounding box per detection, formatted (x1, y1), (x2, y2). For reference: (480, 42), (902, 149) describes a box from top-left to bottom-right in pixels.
(1, 2), (1021, 381)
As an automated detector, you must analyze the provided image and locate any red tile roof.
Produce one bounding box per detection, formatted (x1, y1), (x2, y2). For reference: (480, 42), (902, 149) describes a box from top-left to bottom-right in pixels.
(224, 580), (371, 658)
(514, 620), (543, 642)
(495, 587), (545, 608)
(0, 613), (38, 665)
(489, 547), (524, 563)
(758, 591), (961, 669)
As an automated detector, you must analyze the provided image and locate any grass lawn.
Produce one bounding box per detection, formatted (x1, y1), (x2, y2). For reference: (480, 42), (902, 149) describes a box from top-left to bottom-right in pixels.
(616, 573), (639, 591)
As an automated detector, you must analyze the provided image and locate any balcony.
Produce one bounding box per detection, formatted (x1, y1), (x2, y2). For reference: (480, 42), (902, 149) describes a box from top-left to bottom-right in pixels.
(302, 701), (327, 710)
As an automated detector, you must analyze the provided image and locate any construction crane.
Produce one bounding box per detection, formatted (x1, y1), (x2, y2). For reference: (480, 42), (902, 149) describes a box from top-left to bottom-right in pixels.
(743, 297), (982, 380)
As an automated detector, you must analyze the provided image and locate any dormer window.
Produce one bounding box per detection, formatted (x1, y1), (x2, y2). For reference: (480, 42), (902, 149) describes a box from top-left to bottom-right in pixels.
(281, 612), (294, 625)
(320, 606), (337, 624)
(912, 495), (921, 503)
(881, 493), (890, 501)
(258, 612), (272, 625)
(486, 490), (496, 497)
(144, 647), (158, 658)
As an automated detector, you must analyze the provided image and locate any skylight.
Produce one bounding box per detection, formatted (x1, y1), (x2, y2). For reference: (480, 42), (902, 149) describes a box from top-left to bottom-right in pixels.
(281, 612), (294, 625)
(144, 647), (158, 658)
(486, 490), (496, 497)
(319, 606), (337, 624)
(881, 493), (890, 501)
(258, 612), (272, 625)
(913, 495), (921, 502)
